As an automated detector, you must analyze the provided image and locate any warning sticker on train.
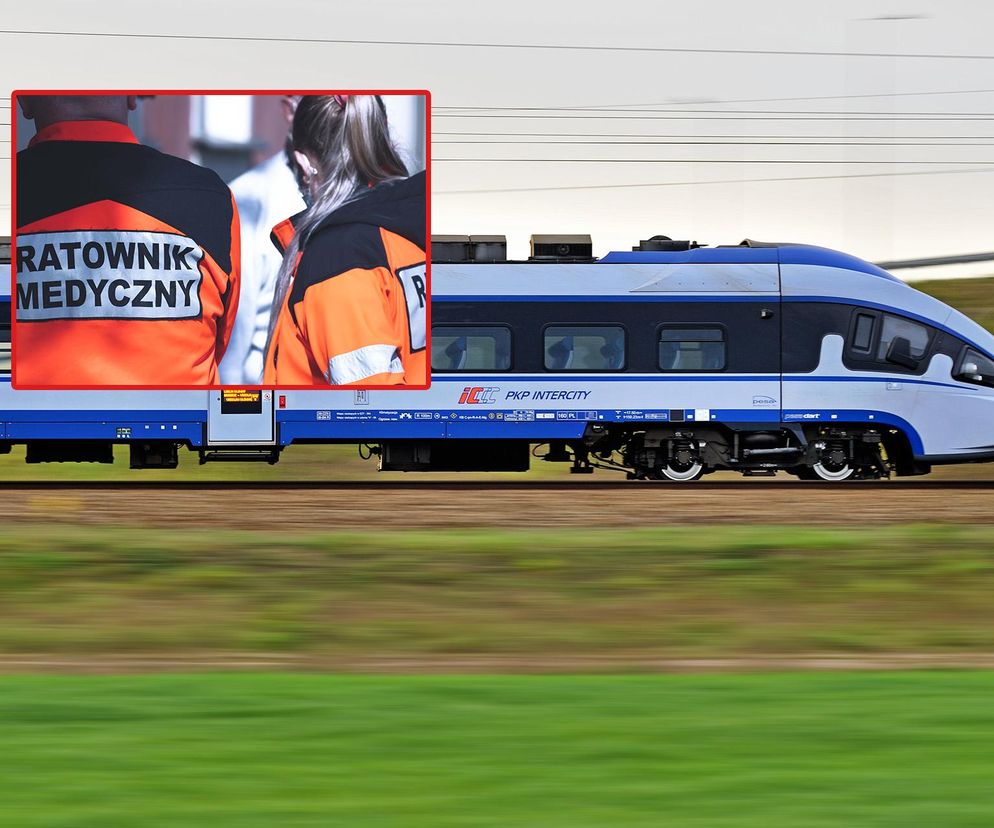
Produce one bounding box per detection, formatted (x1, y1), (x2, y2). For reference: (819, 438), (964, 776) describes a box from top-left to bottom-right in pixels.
(15, 230), (204, 321)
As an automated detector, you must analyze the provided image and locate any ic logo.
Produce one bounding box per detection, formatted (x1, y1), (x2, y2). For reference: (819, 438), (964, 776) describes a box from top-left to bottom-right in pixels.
(459, 386), (500, 404)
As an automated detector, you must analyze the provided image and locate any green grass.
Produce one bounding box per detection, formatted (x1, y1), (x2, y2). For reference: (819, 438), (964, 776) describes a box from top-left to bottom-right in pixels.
(3, 671), (994, 826)
(4, 523), (994, 660)
(914, 275), (994, 334)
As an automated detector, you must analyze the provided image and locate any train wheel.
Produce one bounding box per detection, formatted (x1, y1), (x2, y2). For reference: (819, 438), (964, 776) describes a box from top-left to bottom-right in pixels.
(807, 443), (856, 481)
(809, 459), (856, 481)
(658, 459), (705, 482)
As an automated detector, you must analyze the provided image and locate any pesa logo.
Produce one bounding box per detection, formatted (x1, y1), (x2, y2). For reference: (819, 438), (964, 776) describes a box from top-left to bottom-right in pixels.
(459, 386), (500, 404)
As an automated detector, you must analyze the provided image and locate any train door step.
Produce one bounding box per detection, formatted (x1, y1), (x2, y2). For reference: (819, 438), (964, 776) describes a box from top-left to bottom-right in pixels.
(198, 447), (281, 465)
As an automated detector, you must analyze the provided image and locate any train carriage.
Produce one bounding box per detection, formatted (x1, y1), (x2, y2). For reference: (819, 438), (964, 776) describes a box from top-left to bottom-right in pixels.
(2, 233), (994, 481)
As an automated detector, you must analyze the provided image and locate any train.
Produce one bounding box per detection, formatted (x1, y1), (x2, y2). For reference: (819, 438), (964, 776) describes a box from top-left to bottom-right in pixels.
(2, 233), (994, 481)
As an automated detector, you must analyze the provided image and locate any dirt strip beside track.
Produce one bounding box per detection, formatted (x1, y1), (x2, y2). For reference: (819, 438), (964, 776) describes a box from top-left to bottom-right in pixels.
(1, 483), (992, 529)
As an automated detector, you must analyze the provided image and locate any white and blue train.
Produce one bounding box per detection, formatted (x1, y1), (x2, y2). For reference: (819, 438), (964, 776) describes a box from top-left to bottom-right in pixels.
(2, 233), (993, 481)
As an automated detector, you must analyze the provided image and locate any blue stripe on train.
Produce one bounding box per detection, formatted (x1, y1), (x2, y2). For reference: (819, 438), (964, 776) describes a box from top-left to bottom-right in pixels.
(0, 410), (206, 444)
(431, 294), (772, 303)
(0, 407), (923, 454)
(276, 409), (924, 454)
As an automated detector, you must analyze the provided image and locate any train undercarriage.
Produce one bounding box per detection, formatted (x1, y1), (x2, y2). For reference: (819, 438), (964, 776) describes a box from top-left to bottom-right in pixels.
(2, 421), (928, 480)
(373, 420), (928, 481)
(575, 421), (926, 481)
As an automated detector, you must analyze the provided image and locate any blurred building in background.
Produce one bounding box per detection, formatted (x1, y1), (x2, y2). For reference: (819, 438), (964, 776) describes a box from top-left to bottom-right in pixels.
(15, 94), (428, 183)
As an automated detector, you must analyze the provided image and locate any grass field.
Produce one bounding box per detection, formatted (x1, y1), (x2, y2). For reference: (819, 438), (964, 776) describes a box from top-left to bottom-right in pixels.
(3, 522), (994, 661)
(3, 670), (994, 827)
(913, 275), (994, 334)
(2, 280), (993, 825)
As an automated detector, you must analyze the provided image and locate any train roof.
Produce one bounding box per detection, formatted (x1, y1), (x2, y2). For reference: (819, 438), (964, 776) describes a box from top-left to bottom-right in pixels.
(431, 237), (902, 299)
(431, 234), (994, 359)
(431, 235), (899, 282)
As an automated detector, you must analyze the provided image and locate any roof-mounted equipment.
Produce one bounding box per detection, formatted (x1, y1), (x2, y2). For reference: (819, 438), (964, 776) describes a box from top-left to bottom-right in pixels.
(529, 234), (595, 262)
(633, 235), (702, 252)
(431, 235), (508, 263)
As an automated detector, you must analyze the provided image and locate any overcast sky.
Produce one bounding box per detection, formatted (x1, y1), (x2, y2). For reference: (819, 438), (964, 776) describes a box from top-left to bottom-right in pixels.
(2, 0), (994, 274)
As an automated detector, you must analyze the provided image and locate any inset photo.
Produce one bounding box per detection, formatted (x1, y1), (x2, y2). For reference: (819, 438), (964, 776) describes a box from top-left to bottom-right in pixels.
(11, 91), (429, 389)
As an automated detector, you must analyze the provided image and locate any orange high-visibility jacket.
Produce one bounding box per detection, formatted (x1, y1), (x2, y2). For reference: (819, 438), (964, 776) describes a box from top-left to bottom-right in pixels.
(14, 120), (240, 387)
(264, 171), (426, 387)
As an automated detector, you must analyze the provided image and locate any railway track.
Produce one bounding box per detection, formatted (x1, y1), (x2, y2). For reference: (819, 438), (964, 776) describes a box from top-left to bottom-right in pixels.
(0, 478), (993, 491)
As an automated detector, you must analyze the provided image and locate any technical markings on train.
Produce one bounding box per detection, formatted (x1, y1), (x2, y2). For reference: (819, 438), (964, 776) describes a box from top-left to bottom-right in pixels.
(15, 230), (204, 321)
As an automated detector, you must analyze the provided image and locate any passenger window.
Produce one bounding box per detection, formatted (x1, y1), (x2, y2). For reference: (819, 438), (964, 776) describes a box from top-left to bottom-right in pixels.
(878, 314), (930, 361)
(544, 326), (625, 371)
(0, 301), (9, 374)
(431, 326), (511, 371)
(851, 313), (875, 353)
(658, 327), (726, 371)
(955, 347), (994, 389)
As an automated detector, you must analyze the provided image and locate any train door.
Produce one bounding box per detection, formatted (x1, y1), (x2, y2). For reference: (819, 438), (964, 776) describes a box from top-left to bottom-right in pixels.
(207, 389), (275, 445)
(619, 260), (782, 422)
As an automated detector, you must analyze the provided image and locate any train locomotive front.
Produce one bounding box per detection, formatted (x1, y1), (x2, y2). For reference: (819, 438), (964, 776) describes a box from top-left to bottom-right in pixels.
(421, 234), (994, 481)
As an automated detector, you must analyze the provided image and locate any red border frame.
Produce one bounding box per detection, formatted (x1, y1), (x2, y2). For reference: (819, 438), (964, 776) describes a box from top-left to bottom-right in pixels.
(10, 89), (432, 391)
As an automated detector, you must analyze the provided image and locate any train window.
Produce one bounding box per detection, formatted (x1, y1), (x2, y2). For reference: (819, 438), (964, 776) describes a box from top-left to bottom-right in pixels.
(878, 314), (930, 361)
(851, 313), (876, 353)
(431, 326), (512, 371)
(658, 327), (726, 372)
(543, 326), (625, 371)
(955, 347), (994, 389)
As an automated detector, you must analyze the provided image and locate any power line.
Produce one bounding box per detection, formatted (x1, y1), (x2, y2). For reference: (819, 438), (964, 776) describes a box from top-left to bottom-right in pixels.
(3, 28), (994, 61)
(436, 158), (994, 164)
(436, 166), (994, 195)
(433, 131), (994, 139)
(436, 106), (994, 116)
(3, 89), (991, 111)
(572, 87), (994, 110)
(435, 139), (994, 147)
(435, 113), (994, 121)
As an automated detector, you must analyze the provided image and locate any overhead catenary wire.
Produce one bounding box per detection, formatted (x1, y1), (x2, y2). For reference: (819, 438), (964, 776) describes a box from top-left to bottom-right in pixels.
(3, 87), (993, 112)
(5, 28), (994, 62)
(436, 106), (994, 116)
(433, 131), (994, 139)
(435, 158), (994, 164)
(4, 87), (994, 111)
(566, 87), (994, 110)
(436, 166), (994, 195)
(435, 113), (994, 121)
(435, 139), (994, 147)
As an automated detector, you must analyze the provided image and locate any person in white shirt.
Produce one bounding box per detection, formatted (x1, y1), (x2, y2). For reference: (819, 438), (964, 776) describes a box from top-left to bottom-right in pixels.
(219, 97), (305, 385)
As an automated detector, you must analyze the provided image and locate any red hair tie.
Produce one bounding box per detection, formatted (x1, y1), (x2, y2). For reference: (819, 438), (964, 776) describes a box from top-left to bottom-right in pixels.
(333, 94), (349, 109)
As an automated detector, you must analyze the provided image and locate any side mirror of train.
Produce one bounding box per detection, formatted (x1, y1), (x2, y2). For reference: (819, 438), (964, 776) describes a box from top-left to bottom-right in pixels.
(957, 362), (983, 382)
(885, 336), (920, 370)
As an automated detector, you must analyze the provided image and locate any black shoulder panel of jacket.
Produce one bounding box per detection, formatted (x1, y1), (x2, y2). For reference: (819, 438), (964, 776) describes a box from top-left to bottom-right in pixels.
(311, 171), (426, 251)
(287, 222), (389, 321)
(17, 142), (235, 273)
